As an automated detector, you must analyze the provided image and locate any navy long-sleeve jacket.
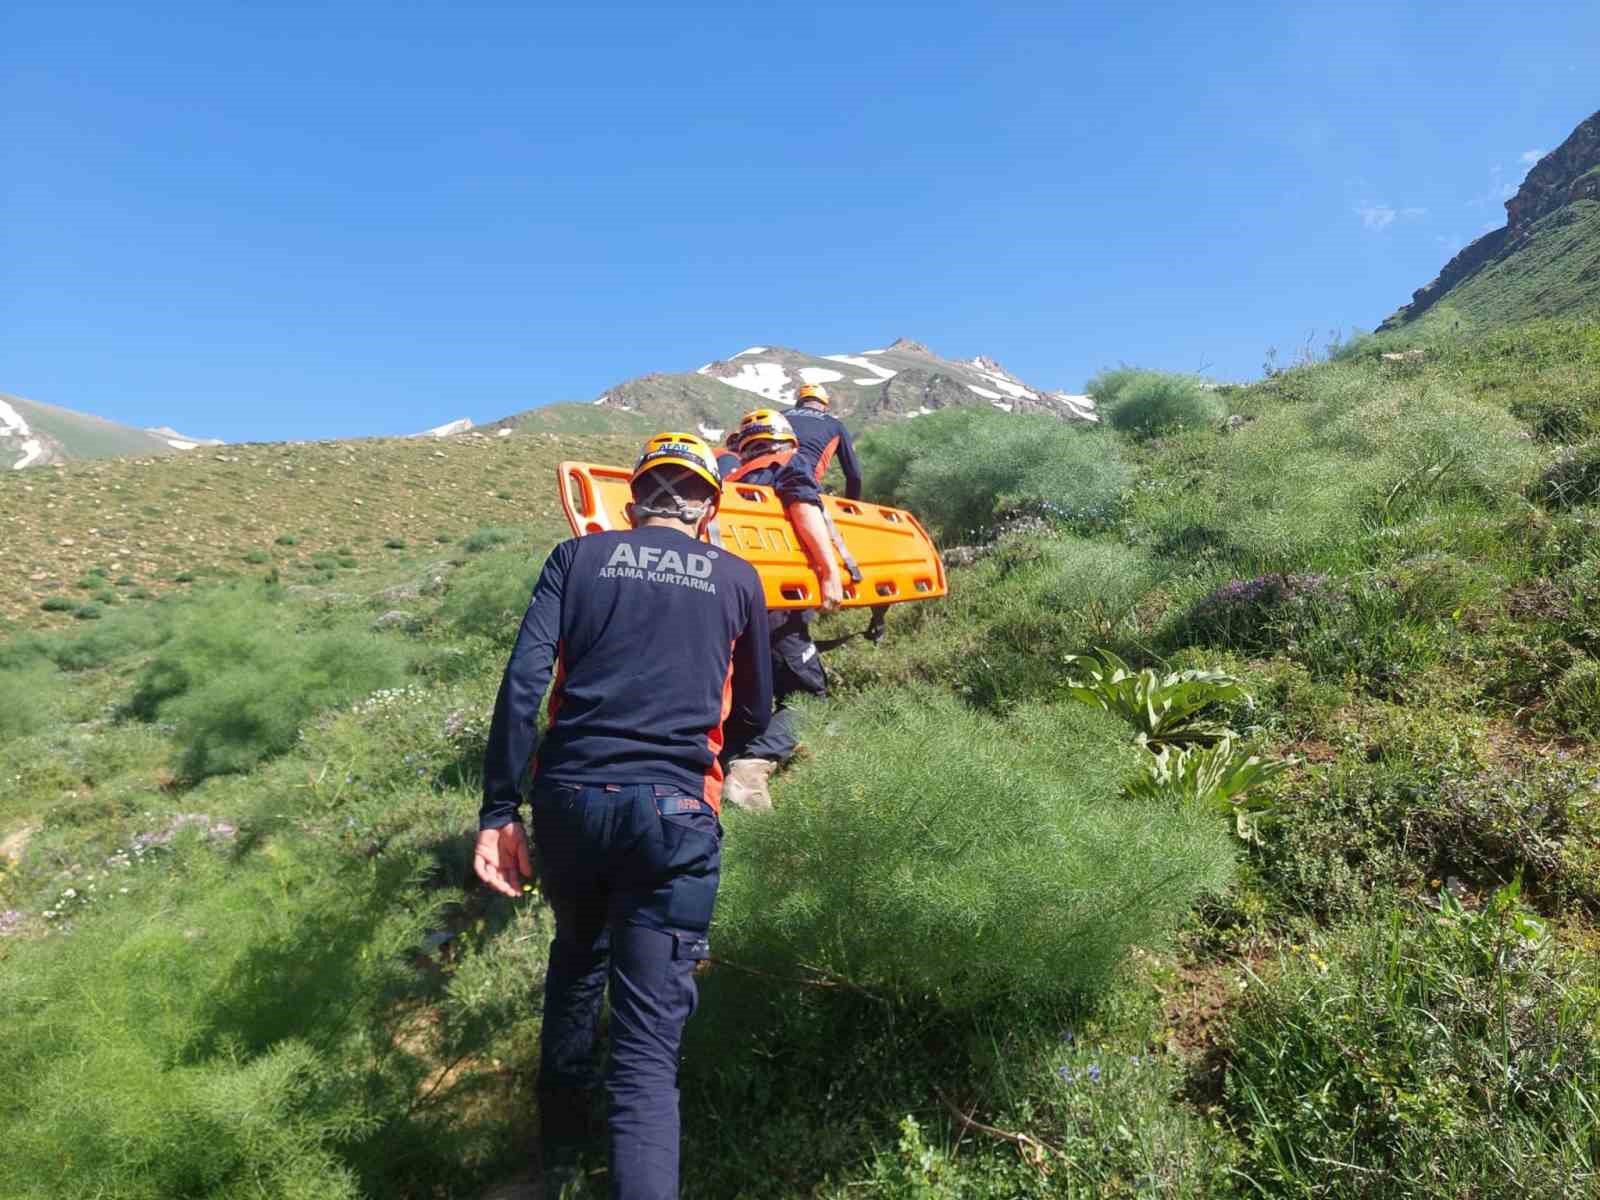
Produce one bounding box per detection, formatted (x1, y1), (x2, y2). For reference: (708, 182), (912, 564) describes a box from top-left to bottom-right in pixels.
(726, 451), (825, 507)
(480, 525), (772, 827)
(786, 405), (863, 500)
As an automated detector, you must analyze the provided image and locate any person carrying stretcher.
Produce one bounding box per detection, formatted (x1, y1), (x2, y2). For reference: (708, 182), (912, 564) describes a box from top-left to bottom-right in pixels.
(722, 408), (841, 810)
(785, 383), (888, 643)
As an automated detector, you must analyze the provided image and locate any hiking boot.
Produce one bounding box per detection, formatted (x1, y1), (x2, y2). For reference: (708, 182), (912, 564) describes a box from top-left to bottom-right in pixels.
(864, 610), (888, 645)
(723, 758), (777, 812)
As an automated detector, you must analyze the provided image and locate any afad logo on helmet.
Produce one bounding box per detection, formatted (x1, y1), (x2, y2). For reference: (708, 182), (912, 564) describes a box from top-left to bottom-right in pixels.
(632, 431), (723, 489)
(737, 409), (797, 454)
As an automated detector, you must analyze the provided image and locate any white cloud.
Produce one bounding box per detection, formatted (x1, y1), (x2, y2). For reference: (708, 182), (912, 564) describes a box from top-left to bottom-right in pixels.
(1520, 148), (1545, 164)
(1356, 204), (1426, 231)
(1358, 204), (1397, 230)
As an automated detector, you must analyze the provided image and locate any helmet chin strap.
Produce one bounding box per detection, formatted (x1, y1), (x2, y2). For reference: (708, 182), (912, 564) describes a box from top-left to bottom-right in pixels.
(631, 471), (713, 525)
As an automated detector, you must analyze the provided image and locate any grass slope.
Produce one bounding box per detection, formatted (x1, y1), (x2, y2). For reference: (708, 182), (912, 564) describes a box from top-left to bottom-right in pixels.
(3, 394), (184, 467)
(5, 322), (1600, 1198)
(0, 429), (635, 631)
(1397, 200), (1600, 335)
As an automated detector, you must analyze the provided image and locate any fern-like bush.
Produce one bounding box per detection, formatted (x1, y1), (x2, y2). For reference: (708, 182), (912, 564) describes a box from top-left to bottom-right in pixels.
(129, 590), (406, 778)
(858, 408), (1127, 542)
(714, 686), (1237, 1006)
(436, 548), (542, 644)
(0, 829), (488, 1199)
(0, 666), (60, 741)
(1103, 372), (1226, 438)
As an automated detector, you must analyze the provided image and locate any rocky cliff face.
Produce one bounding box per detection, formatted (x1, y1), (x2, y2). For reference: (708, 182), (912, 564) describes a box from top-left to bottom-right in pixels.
(1382, 109), (1600, 329)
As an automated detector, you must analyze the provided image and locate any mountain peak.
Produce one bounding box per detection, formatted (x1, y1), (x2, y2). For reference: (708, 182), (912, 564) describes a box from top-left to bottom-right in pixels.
(1382, 108), (1600, 330)
(501, 340), (1097, 437)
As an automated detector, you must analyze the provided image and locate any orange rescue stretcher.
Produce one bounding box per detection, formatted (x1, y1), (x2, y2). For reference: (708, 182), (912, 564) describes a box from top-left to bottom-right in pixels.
(557, 461), (948, 612)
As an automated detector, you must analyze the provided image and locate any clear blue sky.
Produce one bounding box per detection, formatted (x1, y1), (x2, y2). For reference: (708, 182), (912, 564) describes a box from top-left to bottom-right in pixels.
(5, 1), (1597, 442)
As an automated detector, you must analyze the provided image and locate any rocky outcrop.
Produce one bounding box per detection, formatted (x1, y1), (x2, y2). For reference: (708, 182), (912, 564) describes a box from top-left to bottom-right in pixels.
(1382, 109), (1600, 329)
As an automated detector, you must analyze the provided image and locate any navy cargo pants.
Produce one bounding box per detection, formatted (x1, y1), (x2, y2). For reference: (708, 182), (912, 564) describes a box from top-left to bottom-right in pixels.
(737, 610), (826, 762)
(530, 778), (721, 1200)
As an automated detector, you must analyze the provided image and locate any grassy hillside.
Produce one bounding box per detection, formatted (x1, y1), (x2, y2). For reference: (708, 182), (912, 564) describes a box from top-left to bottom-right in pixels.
(1382, 108), (1600, 335)
(1394, 200), (1600, 336)
(0, 429), (635, 632)
(4, 323), (1600, 1198)
(1, 393), (194, 469)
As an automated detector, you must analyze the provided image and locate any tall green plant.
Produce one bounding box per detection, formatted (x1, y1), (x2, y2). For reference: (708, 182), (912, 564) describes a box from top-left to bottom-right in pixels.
(1063, 649), (1249, 746)
(713, 686), (1237, 1006)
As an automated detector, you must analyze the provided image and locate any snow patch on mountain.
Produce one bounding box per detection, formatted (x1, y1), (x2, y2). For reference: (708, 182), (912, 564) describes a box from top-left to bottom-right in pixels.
(731, 346), (768, 359)
(413, 418), (474, 439)
(697, 422), (725, 442)
(797, 367), (844, 385)
(966, 384), (1003, 401)
(0, 398), (45, 470)
(146, 425), (221, 450)
(823, 354), (896, 380)
(713, 362), (793, 405)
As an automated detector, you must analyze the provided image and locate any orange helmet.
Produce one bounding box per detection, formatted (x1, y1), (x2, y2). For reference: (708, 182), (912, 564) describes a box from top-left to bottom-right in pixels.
(737, 408), (798, 453)
(795, 383), (831, 407)
(631, 431), (722, 491)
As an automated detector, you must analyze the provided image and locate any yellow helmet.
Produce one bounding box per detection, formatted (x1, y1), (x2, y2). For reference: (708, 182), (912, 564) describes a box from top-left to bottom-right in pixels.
(795, 383), (831, 406)
(737, 408), (798, 451)
(631, 431), (722, 491)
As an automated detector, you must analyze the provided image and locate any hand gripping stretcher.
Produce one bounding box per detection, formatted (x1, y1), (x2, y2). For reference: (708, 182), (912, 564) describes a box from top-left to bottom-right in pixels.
(557, 461), (948, 612)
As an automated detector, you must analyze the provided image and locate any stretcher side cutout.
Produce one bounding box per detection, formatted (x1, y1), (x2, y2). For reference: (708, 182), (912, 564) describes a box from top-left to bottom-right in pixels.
(557, 461), (948, 612)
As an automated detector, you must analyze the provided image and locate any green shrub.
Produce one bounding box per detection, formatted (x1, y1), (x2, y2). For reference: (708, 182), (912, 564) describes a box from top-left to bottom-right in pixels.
(0, 828), (499, 1199)
(309, 553), (339, 571)
(168, 634), (404, 778)
(436, 549), (540, 644)
(1544, 655), (1600, 737)
(274, 533), (299, 546)
(242, 548), (271, 564)
(1105, 372), (1226, 438)
(1225, 903), (1600, 1196)
(173, 571), (195, 584)
(1083, 365), (1151, 406)
(858, 409), (1128, 541)
(0, 667), (62, 741)
(462, 526), (516, 553)
(39, 596), (74, 613)
(1534, 440), (1600, 509)
(43, 606), (171, 672)
(1142, 365), (1538, 574)
(714, 686), (1236, 1006)
(129, 591), (406, 778)
(73, 604), (104, 621)
(822, 535), (1156, 710)
(383, 537), (406, 550)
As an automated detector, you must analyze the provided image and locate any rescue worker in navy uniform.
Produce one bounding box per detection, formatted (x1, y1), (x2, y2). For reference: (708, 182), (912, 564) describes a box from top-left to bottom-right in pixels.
(714, 428), (741, 479)
(786, 383), (862, 500)
(720, 408), (837, 810)
(786, 383), (887, 643)
(476, 431), (773, 1199)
